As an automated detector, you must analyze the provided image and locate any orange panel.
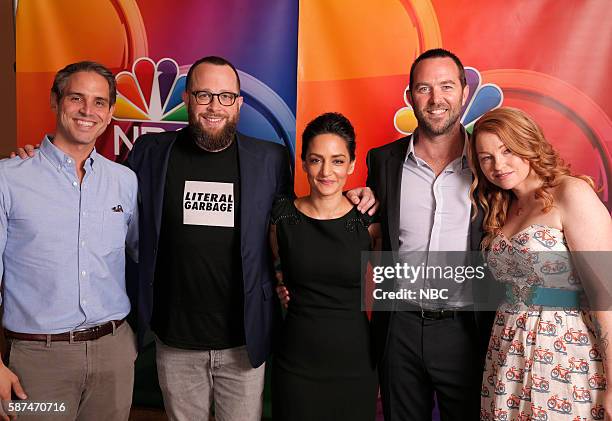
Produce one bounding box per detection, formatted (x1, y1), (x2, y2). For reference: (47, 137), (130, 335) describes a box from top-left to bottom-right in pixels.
(298, 0), (441, 82)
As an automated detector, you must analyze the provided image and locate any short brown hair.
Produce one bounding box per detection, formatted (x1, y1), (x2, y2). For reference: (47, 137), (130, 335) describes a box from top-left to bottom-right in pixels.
(51, 61), (116, 106)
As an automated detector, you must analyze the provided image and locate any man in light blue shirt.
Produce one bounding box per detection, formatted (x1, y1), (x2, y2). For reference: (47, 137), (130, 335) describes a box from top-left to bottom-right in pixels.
(0, 62), (138, 421)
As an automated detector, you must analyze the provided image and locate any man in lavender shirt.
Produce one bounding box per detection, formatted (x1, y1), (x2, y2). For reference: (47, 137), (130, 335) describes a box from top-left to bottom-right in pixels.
(366, 49), (494, 421)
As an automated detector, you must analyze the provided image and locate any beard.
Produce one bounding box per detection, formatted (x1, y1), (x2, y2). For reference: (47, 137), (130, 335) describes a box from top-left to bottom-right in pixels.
(413, 103), (463, 137)
(189, 112), (238, 152)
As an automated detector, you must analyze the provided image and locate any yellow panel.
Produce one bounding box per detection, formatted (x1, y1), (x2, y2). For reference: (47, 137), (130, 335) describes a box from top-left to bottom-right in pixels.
(114, 96), (149, 121)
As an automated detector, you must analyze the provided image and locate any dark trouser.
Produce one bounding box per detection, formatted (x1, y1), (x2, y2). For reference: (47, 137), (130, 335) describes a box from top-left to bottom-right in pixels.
(6, 321), (137, 421)
(380, 311), (482, 421)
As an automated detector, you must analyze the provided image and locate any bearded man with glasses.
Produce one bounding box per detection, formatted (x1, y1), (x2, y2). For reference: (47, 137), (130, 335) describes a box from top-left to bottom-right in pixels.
(124, 56), (283, 421)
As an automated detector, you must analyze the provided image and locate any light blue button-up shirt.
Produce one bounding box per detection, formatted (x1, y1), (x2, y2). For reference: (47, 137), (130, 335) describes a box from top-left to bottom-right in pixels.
(0, 137), (138, 334)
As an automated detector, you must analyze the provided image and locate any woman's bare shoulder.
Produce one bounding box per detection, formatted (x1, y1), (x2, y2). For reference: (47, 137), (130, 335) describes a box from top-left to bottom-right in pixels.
(553, 176), (596, 205)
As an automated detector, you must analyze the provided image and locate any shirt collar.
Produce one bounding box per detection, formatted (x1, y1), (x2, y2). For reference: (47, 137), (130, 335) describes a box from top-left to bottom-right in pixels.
(405, 127), (470, 171)
(405, 132), (421, 166)
(460, 129), (469, 171)
(40, 135), (98, 172)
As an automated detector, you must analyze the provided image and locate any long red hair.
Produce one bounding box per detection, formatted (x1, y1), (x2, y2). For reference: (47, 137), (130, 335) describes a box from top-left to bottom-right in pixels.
(468, 107), (595, 249)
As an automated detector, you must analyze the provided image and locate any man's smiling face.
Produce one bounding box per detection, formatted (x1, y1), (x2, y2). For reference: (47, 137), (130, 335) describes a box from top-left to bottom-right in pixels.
(52, 71), (114, 147)
(183, 62), (243, 151)
(409, 57), (469, 137)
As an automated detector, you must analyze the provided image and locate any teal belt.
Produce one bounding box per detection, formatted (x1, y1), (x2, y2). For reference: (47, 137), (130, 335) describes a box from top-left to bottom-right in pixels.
(505, 285), (580, 307)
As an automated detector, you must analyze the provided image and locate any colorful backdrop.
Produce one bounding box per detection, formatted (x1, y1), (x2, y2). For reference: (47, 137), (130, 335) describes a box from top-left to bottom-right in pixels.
(296, 0), (612, 208)
(17, 1), (612, 211)
(16, 0), (298, 161)
(15, 0), (612, 343)
(14, 0), (612, 419)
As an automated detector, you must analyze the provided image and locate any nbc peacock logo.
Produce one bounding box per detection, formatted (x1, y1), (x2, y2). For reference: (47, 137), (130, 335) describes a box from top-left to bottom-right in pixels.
(394, 67), (504, 135)
(113, 57), (187, 123)
(110, 57), (297, 159)
(110, 57), (188, 156)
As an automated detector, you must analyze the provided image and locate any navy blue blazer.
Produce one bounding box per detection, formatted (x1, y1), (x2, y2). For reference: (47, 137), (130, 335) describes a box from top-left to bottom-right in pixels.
(125, 128), (292, 367)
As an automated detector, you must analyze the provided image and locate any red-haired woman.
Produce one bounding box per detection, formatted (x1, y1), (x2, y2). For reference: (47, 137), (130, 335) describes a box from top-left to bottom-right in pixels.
(469, 107), (611, 420)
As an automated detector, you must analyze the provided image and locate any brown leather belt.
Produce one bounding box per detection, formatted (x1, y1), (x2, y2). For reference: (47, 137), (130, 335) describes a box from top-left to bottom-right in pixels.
(5, 319), (125, 342)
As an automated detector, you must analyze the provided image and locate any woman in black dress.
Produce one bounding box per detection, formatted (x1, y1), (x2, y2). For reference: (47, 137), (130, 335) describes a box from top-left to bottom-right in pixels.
(270, 112), (380, 421)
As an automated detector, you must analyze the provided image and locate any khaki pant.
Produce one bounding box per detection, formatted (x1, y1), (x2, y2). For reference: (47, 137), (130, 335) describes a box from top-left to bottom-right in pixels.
(155, 338), (265, 421)
(6, 321), (137, 421)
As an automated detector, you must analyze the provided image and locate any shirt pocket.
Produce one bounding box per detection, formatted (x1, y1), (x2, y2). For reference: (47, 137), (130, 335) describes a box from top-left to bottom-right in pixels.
(102, 210), (129, 252)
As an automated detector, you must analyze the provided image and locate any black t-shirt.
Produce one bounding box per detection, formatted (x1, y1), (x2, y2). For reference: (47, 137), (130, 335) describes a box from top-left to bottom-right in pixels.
(151, 130), (245, 350)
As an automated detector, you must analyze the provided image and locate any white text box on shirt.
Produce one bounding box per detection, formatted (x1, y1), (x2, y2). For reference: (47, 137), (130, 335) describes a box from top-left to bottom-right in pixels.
(183, 181), (235, 227)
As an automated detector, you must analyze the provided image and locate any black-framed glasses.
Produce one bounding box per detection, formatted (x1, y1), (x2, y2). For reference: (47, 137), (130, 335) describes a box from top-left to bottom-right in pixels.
(191, 90), (239, 106)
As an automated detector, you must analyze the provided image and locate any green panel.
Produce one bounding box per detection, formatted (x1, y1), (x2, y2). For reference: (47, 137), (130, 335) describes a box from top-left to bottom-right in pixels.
(163, 106), (188, 122)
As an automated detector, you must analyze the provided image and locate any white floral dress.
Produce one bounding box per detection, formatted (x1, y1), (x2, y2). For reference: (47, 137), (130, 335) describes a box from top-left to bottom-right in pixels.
(480, 225), (606, 421)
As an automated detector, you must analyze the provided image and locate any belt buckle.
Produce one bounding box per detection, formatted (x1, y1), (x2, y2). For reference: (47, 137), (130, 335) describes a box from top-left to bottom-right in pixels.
(71, 327), (88, 342)
(70, 328), (87, 343)
(421, 308), (443, 320)
(71, 323), (101, 342)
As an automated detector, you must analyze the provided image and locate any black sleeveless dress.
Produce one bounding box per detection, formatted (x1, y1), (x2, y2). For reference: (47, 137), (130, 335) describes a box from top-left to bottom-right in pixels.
(271, 196), (377, 421)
